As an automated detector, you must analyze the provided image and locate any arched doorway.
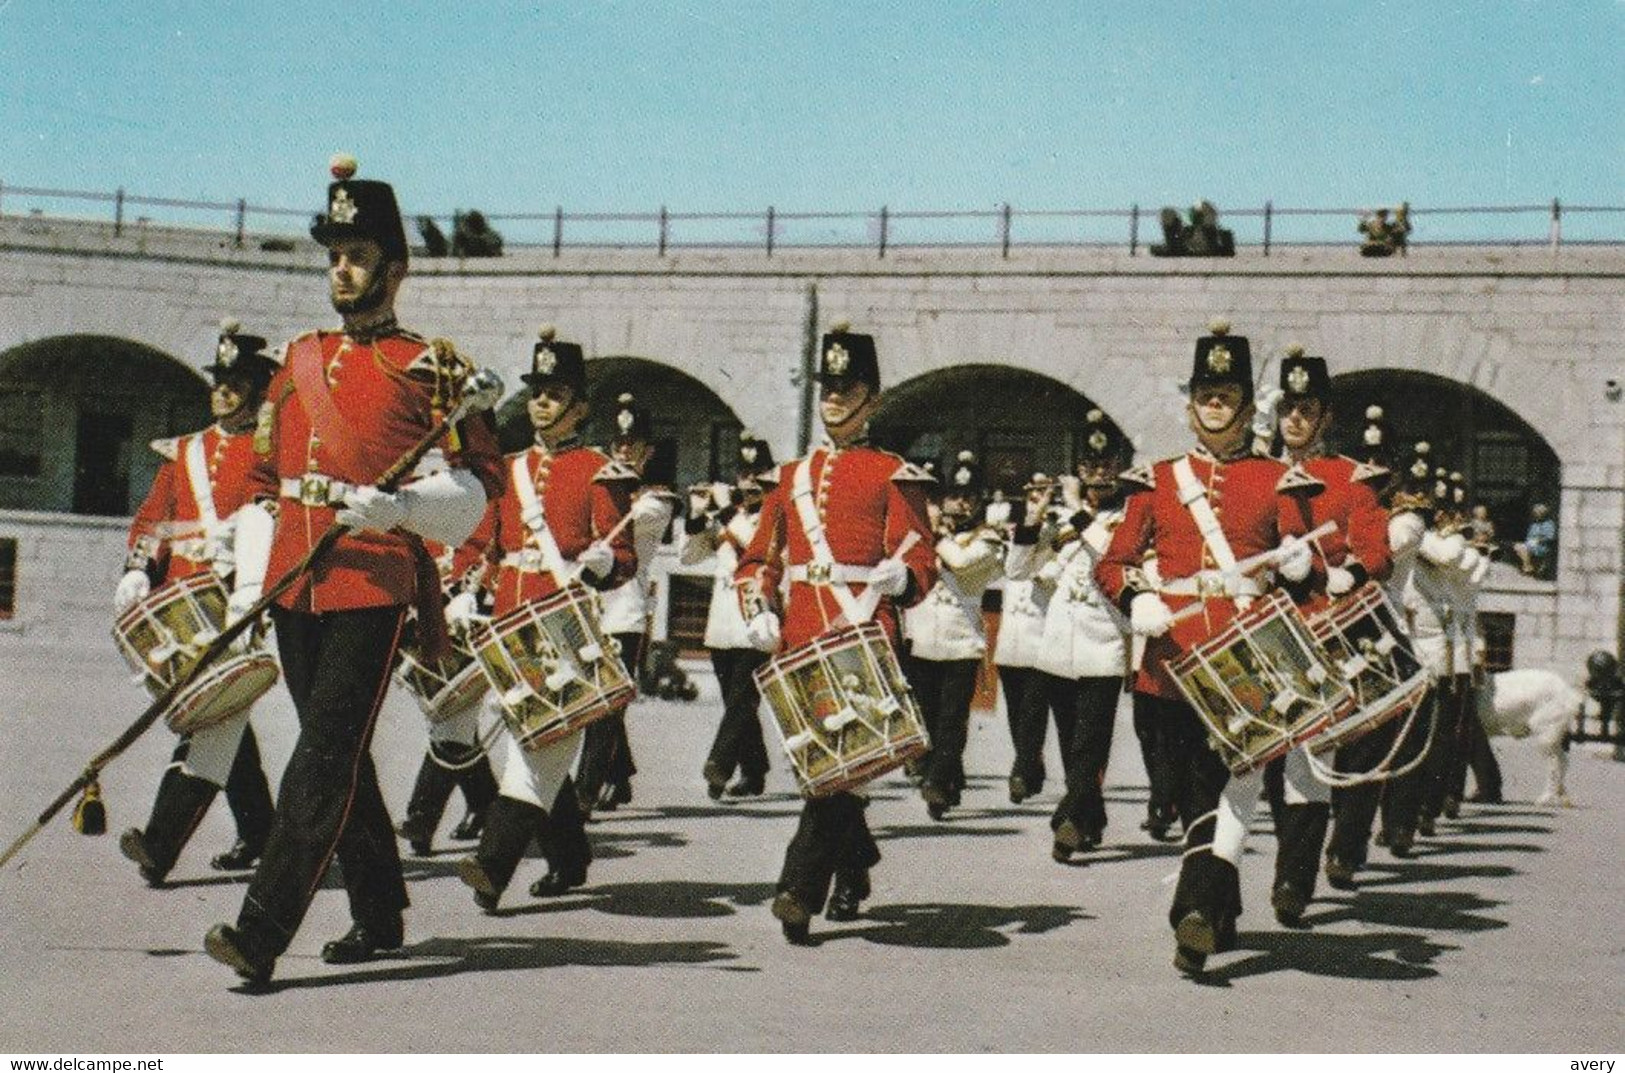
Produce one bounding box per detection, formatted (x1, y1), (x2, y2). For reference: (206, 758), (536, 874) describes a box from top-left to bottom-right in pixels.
(1328, 370), (1562, 571)
(494, 357), (745, 491)
(0, 335), (210, 516)
(870, 364), (1125, 492)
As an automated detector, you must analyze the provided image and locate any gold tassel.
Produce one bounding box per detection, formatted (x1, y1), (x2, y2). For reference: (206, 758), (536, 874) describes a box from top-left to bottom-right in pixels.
(73, 780), (107, 836)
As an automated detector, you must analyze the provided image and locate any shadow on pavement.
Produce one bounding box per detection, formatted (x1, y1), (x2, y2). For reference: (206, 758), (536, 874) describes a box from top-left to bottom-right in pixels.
(1310, 891), (1507, 933)
(872, 822), (1024, 842)
(1058, 841), (1185, 868)
(1203, 929), (1458, 984)
(587, 827), (689, 860)
(475, 879), (776, 921)
(239, 935), (739, 993)
(821, 901), (1090, 950)
(1357, 860), (1519, 887)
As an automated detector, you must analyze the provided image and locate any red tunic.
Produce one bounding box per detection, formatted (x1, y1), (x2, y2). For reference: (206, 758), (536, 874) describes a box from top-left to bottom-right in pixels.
(1283, 453), (1393, 614)
(247, 328), (505, 614)
(734, 445), (936, 650)
(467, 442), (637, 617)
(127, 425), (257, 585)
(1095, 449), (1307, 700)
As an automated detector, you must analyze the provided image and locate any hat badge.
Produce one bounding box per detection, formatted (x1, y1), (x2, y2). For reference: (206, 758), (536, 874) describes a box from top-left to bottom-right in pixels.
(535, 348), (557, 375)
(1207, 344), (1232, 374)
(1287, 365), (1311, 394)
(329, 186), (358, 225)
(1089, 429), (1108, 452)
(216, 337), (239, 368)
(617, 409), (635, 433)
(825, 342), (850, 376)
(741, 445), (758, 464)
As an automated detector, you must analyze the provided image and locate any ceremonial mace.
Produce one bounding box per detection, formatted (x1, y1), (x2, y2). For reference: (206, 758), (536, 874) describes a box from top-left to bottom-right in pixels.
(0, 366), (506, 871)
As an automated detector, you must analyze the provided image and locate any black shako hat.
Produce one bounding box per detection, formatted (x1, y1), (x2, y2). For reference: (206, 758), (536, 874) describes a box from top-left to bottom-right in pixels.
(203, 317), (277, 389)
(1077, 407), (1127, 463)
(1188, 318), (1253, 403)
(816, 321), (881, 390)
(1279, 344), (1332, 399)
(946, 450), (982, 497)
(310, 153), (410, 263)
(737, 431), (776, 481)
(610, 392), (653, 442)
(521, 324), (587, 393)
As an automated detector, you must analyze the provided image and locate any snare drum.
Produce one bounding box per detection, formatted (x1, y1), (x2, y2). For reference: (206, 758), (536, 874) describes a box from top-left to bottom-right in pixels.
(395, 614), (489, 723)
(754, 622), (929, 798)
(112, 572), (280, 735)
(1304, 583), (1430, 753)
(1168, 591), (1348, 775)
(470, 583), (635, 750)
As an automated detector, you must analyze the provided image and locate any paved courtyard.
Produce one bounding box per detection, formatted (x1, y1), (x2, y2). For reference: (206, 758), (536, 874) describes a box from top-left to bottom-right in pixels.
(1, 642), (1620, 1053)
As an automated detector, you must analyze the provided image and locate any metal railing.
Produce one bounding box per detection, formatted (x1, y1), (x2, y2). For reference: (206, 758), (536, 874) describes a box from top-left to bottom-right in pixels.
(1, 180), (1621, 257)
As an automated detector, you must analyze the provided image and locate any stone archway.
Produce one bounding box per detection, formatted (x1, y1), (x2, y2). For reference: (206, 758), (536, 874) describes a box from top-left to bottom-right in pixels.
(493, 355), (747, 490)
(0, 335), (209, 516)
(870, 363), (1125, 493)
(1328, 369), (1562, 568)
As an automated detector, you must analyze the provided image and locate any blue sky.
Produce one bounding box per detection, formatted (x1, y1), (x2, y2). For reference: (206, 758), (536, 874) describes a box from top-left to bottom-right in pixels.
(0, 1), (1618, 235)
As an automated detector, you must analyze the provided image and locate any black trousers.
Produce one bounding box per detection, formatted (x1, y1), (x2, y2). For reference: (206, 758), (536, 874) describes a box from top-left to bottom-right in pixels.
(778, 791), (881, 913)
(1047, 675), (1123, 835)
(223, 725), (275, 847)
(914, 657), (981, 800)
(1457, 707), (1503, 800)
(577, 631), (644, 804)
(1132, 688), (1180, 826)
(706, 647), (771, 783)
(1140, 692), (1240, 932)
(1325, 693), (1431, 865)
(1422, 674), (1473, 821)
(1000, 665), (1065, 790)
(236, 605), (408, 959)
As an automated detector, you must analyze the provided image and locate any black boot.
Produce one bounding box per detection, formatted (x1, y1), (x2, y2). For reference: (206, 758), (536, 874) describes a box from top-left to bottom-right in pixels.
(450, 746), (498, 841)
(530, 780), (591, 897)
(320, 917), (405, 964)
(123, 766), (218, 885)
(216, 726), (273, 871)
(458, 795), (543, 911)
(397, 749), (459, 856)
(1272, 802), (1330, 927)
(826, 869), (870, 922)
(1170, 851), (1240, 973)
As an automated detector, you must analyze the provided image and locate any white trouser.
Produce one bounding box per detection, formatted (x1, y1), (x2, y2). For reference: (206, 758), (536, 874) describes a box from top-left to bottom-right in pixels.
(1210, 747), (1329, 866)
(428, 698), (484, 747)
(181, 707), (252, 786)
(491, 697), (582, 809)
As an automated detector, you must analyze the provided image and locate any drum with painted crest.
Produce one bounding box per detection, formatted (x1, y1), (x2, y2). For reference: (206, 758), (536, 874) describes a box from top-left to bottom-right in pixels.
(1168, 590), (1348, 775)
(754, 622), (929, 798)
(1303, 582), (1431, 753)
(112, 572), (280, 734)
(470, 582), (634, 750)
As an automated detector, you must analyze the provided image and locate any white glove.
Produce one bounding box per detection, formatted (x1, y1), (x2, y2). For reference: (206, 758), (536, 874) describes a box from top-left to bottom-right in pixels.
(1469, 551), (1491, 585)
(226, 585), (261, 628)
(1276, 534), (1312, 583)
(445, 591), (481, 630)
(744, 612), (782, 653)
(577, 541), (615, 580)
(114, 570), (150, 614)
(337, 484), (407, 533)
(1458, 547), (1483, 576)
(984, 500), (1012, 527)
(1130, 592), (1175, 638)
(208, 517), (237, 577)
(1418, 530), (1466, 568)
(1326, 566), (1357, 596)
(1252, 385), (1283, 440)
(869, 557), (910, 597)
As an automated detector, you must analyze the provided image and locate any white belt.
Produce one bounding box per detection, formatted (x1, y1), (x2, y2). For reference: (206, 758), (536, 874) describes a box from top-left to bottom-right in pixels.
(1159, 572), (1266, 599)
(279, 474), (357, 508)
(170, 537), (210, 562)
(786, 562), (875, 586)
(501, 549), (576, 574)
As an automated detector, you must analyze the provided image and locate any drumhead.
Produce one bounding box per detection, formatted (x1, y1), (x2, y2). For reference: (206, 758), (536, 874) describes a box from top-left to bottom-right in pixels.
(167, 653), (280, 734)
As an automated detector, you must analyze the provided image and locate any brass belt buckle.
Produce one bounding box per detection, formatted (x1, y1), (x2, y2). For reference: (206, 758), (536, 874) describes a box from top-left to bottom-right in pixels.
(805, 561), (832, 585)
(299, 473), (332, 507)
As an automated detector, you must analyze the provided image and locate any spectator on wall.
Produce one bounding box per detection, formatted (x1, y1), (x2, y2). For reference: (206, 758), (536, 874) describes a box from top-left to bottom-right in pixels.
(1515, 502), (1556, 578)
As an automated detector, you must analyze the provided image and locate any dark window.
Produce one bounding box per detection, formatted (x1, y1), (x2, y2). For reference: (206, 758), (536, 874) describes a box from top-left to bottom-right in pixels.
(0, 391), (44, 477)
(665, 573), (711, 657)
(1480, 612), (1515, 673)
(0, 537), (17, 619)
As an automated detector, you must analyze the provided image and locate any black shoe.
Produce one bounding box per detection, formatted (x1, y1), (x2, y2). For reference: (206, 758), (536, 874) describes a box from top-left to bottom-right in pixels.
(923, 784), (950, 821)
(725, 776), (764, 799)
(599, 780), (633, 810)
(395, 814), (436, 857)
(449, 808), (485, 842)
(1174, 944), (1208, 976)
(1052, 819), (1086, 863)
(456, 856), (502, 912)
(528, 862), (588, 898)
(1416, 815), (1436, 838)
(1174, 909), (1219, 958)
(209, 838), (262, 872)
(1387, 828), (1415, 858)
(1008, 775), (1030, 805)
(1324, 855), (1358, 891)
(772, 892), (813, 945)
(205, 923), (273, 985)
(826, 870), (869, 922)
(1442, 795), (1461, 820)
(321, 920), (404, 965)
(1272, 882), (1309, 928)
(702, 761), (728, 801)
(119, 828), (166, 887)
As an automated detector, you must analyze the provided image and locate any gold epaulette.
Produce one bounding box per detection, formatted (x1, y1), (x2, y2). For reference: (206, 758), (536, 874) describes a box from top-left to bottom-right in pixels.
(1277, 462), (1326, 494)
(149, 436), (180, 462)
